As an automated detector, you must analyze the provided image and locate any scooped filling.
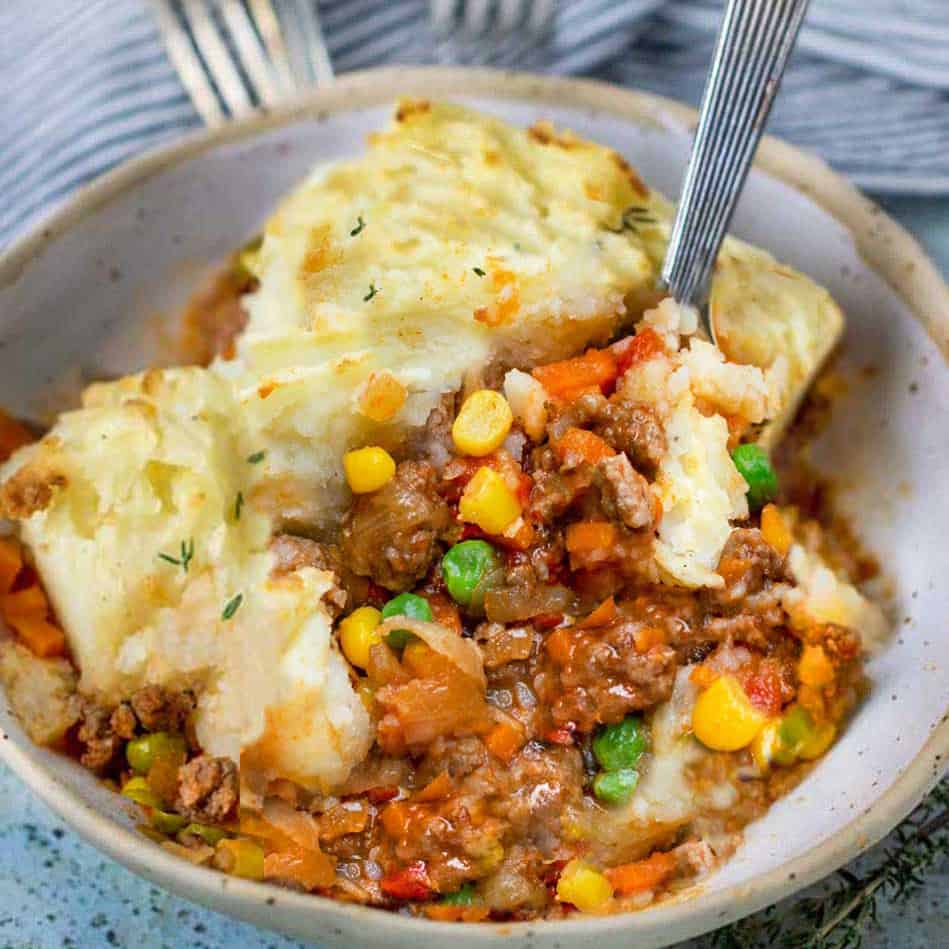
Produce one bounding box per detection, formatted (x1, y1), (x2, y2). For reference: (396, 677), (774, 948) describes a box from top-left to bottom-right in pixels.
(0, 102), (887, 920)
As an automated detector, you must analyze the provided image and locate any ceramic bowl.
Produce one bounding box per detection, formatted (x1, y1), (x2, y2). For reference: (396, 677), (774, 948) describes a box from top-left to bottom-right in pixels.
(0, 69), (946, 949)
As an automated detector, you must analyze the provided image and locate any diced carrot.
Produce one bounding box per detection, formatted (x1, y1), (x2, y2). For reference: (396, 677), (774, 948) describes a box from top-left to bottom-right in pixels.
(611, 328), (664, 376)
(264, 845), (335, 890)
(484, 721), (525, 764)
(0, 409), (35, 462)
(553, 427), (615, 468)
(415, 771), (454, 802)
(424, 904), (490, 923)
(1, 584), (48, 621)
(532, 348), (618, 400)
(380, 801), (412, 839)
(0, 538), (22, 595)
(632, 624), (666, 653)
(577, 596), (616, 629)
(10, 617), (65, 658)
(689, 664), (719, 689)
(565, 522), (617, 570)
(606, 851), (677, 896)
(544, 626), (577, 666)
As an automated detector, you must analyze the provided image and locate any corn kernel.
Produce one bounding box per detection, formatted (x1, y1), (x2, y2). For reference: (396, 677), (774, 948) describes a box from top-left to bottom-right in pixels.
(556, 858), (613, 913)
(798, 643), (835, 687)
(339, 606), (383, 669)
(214, 838), (265, 880)
(760, 503), (793, 556)
(459, 466), (521, 535)
(343, 446), (396, 494)
(692, 674), (767, 752)
(452, 389), (514, 457)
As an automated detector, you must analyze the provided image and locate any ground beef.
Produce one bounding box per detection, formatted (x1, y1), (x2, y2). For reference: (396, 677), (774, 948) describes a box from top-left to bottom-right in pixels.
(711, 528), (788, 608)
(548, 391), (666, 474)
(340, 461), (451, 592)
(268, 534), (362, 613)
(130, 685), (195, 734)
(595, 397), (666, 474)
(536, 622), (678, 732)
(176, 755), (239, 822)
(596, 453), (655, 529)
(77, 701), (122, 771)
(109, 703), (138, 740)
(404, 394), (456, 471)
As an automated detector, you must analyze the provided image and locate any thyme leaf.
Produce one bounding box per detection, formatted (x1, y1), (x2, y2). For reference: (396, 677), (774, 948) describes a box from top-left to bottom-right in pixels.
(158, 538), (194, 573)
(246, 450), (265, 464)
(234, 491), (244, 521)
(221, 593), (243, 621)
(473, 267), (486, 277)
(364, 283), (378, 302)
(350, 214), (366, 237)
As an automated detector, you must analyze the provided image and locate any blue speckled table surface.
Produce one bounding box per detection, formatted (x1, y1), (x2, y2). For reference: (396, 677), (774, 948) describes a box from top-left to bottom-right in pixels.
(0, 197), (946, 949)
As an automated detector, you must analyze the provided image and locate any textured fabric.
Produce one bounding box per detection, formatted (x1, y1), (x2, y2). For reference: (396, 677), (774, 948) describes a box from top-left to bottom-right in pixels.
(2, 0), (948, 247)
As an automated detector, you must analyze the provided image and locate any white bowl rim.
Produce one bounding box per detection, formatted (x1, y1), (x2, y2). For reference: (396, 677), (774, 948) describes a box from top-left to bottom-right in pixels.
(0, 67), (946, 947)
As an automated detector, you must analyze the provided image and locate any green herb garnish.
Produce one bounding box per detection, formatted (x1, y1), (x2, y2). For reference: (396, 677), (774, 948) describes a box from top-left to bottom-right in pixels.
(350, 215), (366, 237)
(473, 267), (486, 277)
(363, 283), (378, 302)
(158, 538), (194, 573)
(221, 593), (243, 621)
(246, 451), (265, 464)
(234, 491), (244, 521)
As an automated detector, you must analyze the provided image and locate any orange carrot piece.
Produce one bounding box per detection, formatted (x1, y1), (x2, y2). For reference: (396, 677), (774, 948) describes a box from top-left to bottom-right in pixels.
(577, 596), (617, 629)
(1, 584), (48, 621)
(532, 348), (617, 400)
(632, 625), (666, 653)
(565, 521), (617, 555)
(484, 721), (525, 764)
(611, 327), (664, 375)
(10, 617), (65, 658)
(553, 428), (615, 468)
(0, 538), (22, 595)
(424, 904), (490, 923)
(606, 851), (678, 896)
(415, 771), (454, 802)
(544, 626), (577, 666)
(0, 410), (35, 462)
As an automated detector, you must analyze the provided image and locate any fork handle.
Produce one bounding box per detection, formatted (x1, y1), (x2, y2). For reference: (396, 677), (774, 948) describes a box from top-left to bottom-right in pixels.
(661, 0), (811, 308)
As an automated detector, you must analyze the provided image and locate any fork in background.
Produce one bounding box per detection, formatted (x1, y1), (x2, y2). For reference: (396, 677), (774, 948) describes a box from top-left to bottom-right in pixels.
(149, 0), (333, 126)
(429, 0), (556, 66)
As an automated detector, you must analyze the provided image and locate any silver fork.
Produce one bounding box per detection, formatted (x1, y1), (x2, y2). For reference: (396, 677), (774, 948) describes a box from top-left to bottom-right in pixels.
(149, 0), (333, 126)
(429, 0), (556, 37)
(661, 0), (811, 341)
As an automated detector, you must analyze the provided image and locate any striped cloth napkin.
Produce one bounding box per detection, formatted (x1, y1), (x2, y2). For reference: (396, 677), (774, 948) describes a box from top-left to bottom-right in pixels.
(2, 0), (948, 247)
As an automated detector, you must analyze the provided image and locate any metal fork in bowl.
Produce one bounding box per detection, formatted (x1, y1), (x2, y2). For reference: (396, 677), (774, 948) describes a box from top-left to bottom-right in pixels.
(149, 0), (333, 126)
(661, 0), (811, 341)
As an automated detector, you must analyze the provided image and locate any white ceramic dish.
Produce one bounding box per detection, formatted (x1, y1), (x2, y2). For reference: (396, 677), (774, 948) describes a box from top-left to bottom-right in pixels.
(0, 69), (946, 949)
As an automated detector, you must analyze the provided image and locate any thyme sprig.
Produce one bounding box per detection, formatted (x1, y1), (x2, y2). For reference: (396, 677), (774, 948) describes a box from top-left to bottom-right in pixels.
(605, 204), (659, 236)
(157, 538), (195, 573)
(702, 779), (949, 949)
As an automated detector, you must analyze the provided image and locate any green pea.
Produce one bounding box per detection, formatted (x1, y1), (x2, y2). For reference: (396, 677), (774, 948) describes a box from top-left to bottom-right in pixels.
(593, 768), (640, 805)
(381, 592), (433, 649)
(126, 731), (187, 775)
(181, 822), (227, 846)
(440, 883), (478, 905)
(150, 810), (188, 834)
(121, 776), (163, 810)
(778, 705), (815, 756)
(593, 715), (648, 772)
(441, 540), (499, 610)
(730, 443), (779, 511)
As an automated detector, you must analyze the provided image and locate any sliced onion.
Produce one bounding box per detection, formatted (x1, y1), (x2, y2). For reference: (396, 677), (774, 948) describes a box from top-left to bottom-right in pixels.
(262, 797), (322, 852)
(483, 584), (574, 624)
(375, 618), (485, 686)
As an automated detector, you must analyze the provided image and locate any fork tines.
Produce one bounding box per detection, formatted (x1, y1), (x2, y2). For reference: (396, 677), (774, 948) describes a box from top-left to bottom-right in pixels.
(149, 0), (331, 125)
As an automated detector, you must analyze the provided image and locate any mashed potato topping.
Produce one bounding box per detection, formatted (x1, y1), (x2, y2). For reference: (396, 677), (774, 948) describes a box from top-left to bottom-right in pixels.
(0, 101), (861, 801)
